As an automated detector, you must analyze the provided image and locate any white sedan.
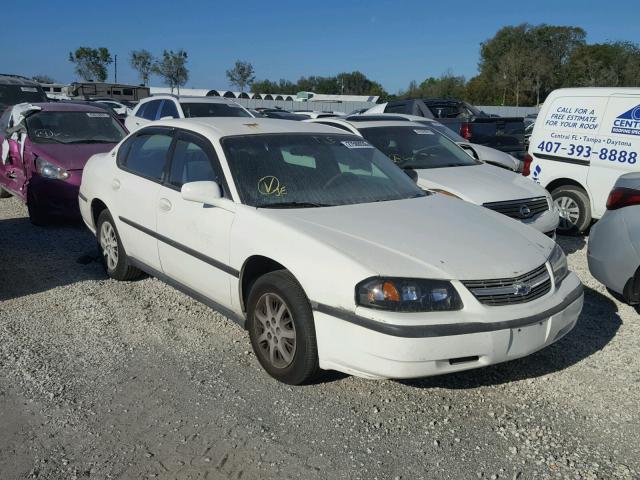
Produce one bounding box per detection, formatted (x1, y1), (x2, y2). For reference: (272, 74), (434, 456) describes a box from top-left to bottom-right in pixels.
(307, 116), (558, 237)
(79, 118), (583, 384)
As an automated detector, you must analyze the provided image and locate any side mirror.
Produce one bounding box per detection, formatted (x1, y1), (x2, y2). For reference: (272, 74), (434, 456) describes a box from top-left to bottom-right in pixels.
(181, 181), (222, 205)
(404, 168), (418, 183)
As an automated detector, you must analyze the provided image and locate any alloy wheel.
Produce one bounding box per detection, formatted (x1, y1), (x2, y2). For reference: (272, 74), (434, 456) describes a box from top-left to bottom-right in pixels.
(100, 221), (119, 271)
(253, 293), (296, 369)
(554, 196), (580, 230)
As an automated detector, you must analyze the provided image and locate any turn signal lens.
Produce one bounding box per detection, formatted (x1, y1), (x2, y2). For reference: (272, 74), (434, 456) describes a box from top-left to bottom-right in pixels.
(382, 281), (400, 302)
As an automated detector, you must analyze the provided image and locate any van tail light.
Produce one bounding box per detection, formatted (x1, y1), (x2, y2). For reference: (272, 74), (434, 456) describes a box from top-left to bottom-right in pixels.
(522, 153), (533, 177)
(606, 187), (640, 210)
(459, 123), (472, 141)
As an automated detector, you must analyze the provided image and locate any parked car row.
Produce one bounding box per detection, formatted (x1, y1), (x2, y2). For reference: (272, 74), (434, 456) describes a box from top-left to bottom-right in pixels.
(1, 79), (637, 384)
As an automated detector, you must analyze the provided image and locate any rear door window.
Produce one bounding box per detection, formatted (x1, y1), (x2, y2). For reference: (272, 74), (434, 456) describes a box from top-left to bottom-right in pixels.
(159, 100), (180, 119)
(141, 100), (161, 120)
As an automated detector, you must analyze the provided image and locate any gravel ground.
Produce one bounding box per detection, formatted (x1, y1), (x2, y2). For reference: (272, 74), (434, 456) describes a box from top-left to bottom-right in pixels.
(0, 196), (638, 480)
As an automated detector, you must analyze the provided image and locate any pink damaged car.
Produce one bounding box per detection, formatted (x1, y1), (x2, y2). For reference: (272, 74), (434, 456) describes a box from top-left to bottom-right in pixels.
(0, 102), (127, 224)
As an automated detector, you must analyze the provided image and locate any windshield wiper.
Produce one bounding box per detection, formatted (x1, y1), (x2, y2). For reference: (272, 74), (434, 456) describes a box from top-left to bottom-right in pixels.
(256, 201), (335, 209)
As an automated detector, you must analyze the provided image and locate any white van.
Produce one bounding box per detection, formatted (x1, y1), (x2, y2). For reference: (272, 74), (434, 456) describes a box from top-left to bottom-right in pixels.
(526, 88), (640, 233)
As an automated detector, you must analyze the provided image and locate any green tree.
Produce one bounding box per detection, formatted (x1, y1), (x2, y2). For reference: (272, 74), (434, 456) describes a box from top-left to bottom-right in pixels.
(226, 60), (255, 92)
(130, 49), (155, 86)
(32, 74), (55, 84)
(68, 47), (112, 82)
(418, 71), (466, 99)
(153, 49), (189, 94)
(565, 42), (640, 87)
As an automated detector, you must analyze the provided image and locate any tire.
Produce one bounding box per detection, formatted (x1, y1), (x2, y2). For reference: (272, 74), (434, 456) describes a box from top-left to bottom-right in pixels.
(551, 185), (592, 235)
(0, 187), (11, 198)
(27, 189), (47, 226)
(96, 209), (141, 281)
(247, 270), (320, 385)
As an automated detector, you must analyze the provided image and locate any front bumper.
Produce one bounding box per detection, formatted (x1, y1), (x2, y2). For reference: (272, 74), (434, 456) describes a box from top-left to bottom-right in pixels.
(313, 273), (583, 379)
(29, 171), (82, 219)
(518, 207), (559, 235)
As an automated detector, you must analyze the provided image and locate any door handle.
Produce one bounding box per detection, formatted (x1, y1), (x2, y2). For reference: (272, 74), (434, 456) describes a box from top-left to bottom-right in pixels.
(111, 179), (121, 190)
(159, 198), (172, 211)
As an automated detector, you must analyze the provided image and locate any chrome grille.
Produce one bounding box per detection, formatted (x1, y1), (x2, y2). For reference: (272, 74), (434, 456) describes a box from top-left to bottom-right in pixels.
(462, 264), (551, 306)
(483, 197), (549, 220)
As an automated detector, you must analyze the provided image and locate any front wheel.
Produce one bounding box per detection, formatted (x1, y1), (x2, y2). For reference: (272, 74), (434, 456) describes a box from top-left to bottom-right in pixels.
(96, 210), (141, 281)
(247, 270), (319, 385)
(27, 189), (47, 226)
(552, 185), (591, 235)
(0, 187), (11, 198)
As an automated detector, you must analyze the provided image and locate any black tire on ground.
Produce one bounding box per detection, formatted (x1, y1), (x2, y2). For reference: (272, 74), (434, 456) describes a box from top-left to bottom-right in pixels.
(0, 187), (11, 198)
(27, 189), (47, 226)
(551, 185), (592, 235)
(247, 270), (320, 385)
(96, 209), (141, 281)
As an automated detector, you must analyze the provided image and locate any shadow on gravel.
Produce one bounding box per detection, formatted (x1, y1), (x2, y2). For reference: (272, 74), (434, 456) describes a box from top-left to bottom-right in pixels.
(400, 286), (621, 390)
(556, 234), (586, 254)
(0, 217), (106, 301)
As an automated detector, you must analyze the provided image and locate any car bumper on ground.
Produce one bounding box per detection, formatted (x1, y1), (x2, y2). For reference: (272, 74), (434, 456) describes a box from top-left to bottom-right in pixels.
(313, 273), (583, 379)
(29, 171), (83, 219)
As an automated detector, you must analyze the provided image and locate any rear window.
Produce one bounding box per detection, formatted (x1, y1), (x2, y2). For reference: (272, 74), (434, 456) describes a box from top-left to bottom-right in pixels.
(360, 126), (480, 169)
(180, 102), (251, 118)
(0, 85), (47, 110)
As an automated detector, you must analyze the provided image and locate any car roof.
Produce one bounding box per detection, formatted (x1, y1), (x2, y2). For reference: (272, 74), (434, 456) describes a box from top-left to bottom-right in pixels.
(150, 117), (354, 139)
(0, 74), (41, 87)
(146, 94), (238, 104)
(313, 116), (430, 130)
(10, 102), (108, 113)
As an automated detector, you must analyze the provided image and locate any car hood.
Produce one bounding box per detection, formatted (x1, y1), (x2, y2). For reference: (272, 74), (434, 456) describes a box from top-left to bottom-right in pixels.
(459, 142), (519, 171)
(415, 163), (546, 204)
(30, 142), (117, 170)
(262, 195), (553, 280)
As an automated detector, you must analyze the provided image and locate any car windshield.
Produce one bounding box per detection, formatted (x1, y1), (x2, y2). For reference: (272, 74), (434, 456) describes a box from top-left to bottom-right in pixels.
(424, 121), (466, 143)
(359, 125), (480, 170)
(180, 102), (251, 118)
(0, 85), (47, 110)
(26, 111), (126, 144)
(222, 133), (426, 208)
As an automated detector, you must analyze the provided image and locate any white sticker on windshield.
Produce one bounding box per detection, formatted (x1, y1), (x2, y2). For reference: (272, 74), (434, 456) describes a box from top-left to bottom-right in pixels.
(86, 112), (110, 118)
(341, 140), (373, 149)
(414, 129), (434, 135)
(20, 87), (38, 92)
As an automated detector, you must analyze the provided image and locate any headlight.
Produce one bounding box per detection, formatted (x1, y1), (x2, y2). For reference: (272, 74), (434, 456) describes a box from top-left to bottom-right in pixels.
(356, 277), (463, 312)
(35, 157), (70, 180)
(549, 244), (569, 286)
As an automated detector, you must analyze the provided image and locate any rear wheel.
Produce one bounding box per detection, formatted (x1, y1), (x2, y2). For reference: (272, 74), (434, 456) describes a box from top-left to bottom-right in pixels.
(96, 210), (141, 281)
(247, 270), (319, 385)
(551, 185), (591, 235)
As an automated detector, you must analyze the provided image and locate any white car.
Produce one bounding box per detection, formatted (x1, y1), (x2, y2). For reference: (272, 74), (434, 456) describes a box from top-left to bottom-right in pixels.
(125, 95), (253, 132)
(95, 100), (132, 117)
(79, 118), (583, 384)
(588, 173), (640, 304)
(527, 87), (640, 234)
(356, 112), (521, 172)
(307, 116), (559, 237)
